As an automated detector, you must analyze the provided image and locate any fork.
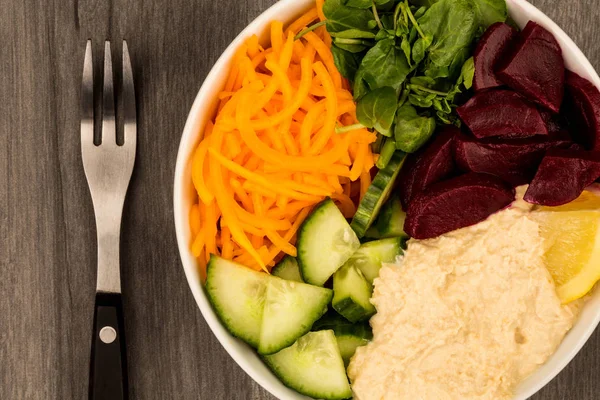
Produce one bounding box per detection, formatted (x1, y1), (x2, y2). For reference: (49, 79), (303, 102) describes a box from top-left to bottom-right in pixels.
(81, 39), (136, 400)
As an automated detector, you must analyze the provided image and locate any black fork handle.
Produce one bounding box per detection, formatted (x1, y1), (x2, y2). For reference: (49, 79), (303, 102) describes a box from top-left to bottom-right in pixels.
(89, 292), (128, 400)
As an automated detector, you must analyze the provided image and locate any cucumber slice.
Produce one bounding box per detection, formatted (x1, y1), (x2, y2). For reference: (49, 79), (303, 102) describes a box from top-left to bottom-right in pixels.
(271, 256), (303, 282)
(376, 196), (409, 239)
(297, 199), (360, 286)
(337, 332), (371, 367)
(263, 330), (352, 400)
(206, 255), (268, 348)
(312, 311), (373, 366)
(350, 151), (407, 238)
(346, 237), (404, 284)
(259, 278), (332, 355)
(312, 309), (353, 332)
(364, 225), (382, 240)
(332, 264), (376, 323)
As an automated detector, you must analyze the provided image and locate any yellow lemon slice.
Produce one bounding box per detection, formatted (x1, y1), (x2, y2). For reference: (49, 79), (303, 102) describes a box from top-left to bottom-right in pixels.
(532, 190), (600, 304)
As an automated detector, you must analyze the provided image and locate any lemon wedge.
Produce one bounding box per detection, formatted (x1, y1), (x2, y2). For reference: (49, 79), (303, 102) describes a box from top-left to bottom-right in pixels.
(532, 190), (600, 304)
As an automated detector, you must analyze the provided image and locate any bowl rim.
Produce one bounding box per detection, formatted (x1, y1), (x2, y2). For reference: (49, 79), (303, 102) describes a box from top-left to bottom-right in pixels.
(173, 0), (600, 399)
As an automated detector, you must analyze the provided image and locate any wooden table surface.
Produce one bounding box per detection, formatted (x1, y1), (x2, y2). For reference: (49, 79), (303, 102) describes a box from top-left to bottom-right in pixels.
(2, 0), (600, 399)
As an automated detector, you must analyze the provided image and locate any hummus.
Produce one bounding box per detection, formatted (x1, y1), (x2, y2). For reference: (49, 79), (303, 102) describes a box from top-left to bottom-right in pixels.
(348, 188), (580, 400)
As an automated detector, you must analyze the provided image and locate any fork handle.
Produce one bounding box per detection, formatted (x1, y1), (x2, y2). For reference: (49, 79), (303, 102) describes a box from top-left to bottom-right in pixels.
(89, 292), (128, 400)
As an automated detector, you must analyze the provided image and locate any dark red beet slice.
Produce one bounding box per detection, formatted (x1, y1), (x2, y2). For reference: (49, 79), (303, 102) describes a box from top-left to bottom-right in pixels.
(454, 134), (572, 186)
(539, 108), (567, 135)
(398, 126), (458, 208)
(496, 21), (565, 113)
(524, 149), (600, 206)
(457, 89), (548, 139)
(405, 173), (515, 239)
(474, 23), (518, 91)
(562, 70), (600, 150)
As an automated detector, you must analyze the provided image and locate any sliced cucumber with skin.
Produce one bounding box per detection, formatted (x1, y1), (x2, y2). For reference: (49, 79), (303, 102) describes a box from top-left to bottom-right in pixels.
(297, 199), (360, 286)
(347, 237), (404, 284)
(332, 264), (376, 323)
(364, 225), (382, 240)
(271, 256), (303, 282)
(206, 255), (268, 348)
(263, 330), (352, 400)
(337, 330), (371, 367)
(312, 311), (373, 366)
(376, 196), (409, 239)
(259, 278), (332, 355)
(351, 151), (407, 238)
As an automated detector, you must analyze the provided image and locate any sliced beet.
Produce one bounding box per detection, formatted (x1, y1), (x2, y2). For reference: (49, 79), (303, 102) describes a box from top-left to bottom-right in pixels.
(398, 126), (458, 208)
(474, 23), (518, 91)
(523, 149), (600, 206)
(454, 134), (572, 186)
(539, 108), (567, 135)
(405, 173), (515, 240)
(457, 89), (548, 139)
(562, 70), (600, 150)
(496, 21), (565, 113)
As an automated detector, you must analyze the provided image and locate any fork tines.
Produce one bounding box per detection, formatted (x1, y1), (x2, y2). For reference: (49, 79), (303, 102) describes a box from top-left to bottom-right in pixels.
(81, 40), (136, 149)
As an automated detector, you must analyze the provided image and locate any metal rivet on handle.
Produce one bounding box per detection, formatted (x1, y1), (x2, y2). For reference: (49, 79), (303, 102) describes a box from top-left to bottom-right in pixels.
(99, 326), (117, 344)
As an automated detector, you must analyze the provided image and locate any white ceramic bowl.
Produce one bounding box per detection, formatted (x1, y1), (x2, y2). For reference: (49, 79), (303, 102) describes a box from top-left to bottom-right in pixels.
(174, 1), (600, 398)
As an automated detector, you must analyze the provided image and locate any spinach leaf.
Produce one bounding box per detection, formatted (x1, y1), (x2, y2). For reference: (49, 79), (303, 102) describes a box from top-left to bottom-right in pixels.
(374, 29), (394, 41)
(412, 34), (432, 64)
(331, 44), (364, 82)
(359, 38), (412, 92)
(394, 104), (436, 152)
(410, 0), (507, 28)
(472, 0), (507, 29)
(334, 41), (370, 53)
(433, 97), (452, 113)
(414, 0), (478, 80)
(346, 0), (373, 9)
(460, 56), (475, 89)
(330, 29), (377, 39)
(356, 86), (399, 136)
(409, 0), (440, 5)
(353, 67), (370, 100)
(323, 0), (376, 33)
(414, 5), (428, 18)
(409, 92), (435, 108)
(400, 36), (412, 66)
(376, 0), (397, 11)
(445, 56), (475, 103)
(410, 76), (436, 87)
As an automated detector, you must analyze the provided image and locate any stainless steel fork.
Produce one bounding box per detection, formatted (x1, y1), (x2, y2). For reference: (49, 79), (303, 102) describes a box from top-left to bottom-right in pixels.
(81, 40), (136, 400)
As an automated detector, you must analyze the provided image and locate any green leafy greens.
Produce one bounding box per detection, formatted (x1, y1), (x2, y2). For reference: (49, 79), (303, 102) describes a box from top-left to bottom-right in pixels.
(356, 87), (398, 136)
(324, 0), (507, 158)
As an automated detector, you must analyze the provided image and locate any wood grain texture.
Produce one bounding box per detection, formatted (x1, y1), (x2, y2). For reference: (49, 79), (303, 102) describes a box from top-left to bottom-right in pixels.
(0, 0), (598, 399)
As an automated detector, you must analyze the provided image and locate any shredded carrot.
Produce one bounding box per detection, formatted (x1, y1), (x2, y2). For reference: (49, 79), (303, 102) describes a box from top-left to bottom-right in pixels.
(286, 8), (319, 35)
(315, 0), (326, 21)
(332, 193), (357, 218)
(188, 5), (375, 275)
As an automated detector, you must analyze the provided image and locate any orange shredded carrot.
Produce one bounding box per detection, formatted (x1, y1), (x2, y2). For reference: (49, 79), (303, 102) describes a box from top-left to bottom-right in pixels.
(301, 32), (342, 89)
(332, 193), (357, 218)
(286, 7), (319, 35)
(265, 229), (297, 257)
(271, 21), (284, 55)
(221, 226), (234, 259)
(188, 6), (375, 275)
(189, 204), (201, 236)
(315, 0), (326, 21)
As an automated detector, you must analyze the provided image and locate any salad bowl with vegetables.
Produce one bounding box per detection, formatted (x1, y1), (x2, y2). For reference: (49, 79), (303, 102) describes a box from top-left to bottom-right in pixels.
(174, 0), (600, 399)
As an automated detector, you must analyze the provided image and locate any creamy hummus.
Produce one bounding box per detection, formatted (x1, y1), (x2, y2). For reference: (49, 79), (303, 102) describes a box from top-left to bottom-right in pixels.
(348, 188), (580, 400)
